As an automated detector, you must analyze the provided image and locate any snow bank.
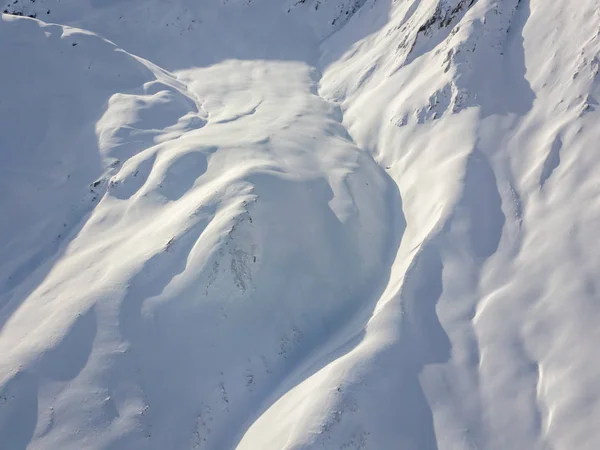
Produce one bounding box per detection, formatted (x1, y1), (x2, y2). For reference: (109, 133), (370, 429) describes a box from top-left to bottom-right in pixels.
(2, 0), (600, 448)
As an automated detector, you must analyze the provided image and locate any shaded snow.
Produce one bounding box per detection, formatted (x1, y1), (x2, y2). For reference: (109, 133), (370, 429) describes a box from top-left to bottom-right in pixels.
(2, 0), (600, 449)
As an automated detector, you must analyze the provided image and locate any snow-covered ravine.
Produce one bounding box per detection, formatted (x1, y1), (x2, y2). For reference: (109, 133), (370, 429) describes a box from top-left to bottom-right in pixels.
(2, 0), (600, 449)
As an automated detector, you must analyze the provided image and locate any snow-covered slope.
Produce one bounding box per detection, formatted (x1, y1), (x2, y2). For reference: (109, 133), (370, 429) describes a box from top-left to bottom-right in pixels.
(2, 0), (600, 449)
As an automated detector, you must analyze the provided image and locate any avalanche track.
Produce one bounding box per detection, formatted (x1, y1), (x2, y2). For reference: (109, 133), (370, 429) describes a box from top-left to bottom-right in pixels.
(2, 0), (600, 449)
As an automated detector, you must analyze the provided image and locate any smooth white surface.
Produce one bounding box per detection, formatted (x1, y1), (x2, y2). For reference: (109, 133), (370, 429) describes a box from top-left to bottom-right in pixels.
(1, 0), (600, 448)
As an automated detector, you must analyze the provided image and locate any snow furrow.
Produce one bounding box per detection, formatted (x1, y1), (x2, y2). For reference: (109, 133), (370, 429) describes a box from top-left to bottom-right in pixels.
(2, 0), (600, 448)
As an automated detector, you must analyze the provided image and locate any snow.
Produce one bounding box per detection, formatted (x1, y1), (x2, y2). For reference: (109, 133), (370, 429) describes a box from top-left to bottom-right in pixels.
(1, 0), (600, 449)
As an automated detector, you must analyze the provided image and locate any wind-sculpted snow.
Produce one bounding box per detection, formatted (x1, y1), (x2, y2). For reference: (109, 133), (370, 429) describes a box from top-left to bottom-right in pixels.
(2, 0), (600, 449)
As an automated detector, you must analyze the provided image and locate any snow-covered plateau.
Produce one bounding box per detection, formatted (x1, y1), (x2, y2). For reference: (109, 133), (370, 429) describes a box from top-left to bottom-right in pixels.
(2, 0), (600, 448)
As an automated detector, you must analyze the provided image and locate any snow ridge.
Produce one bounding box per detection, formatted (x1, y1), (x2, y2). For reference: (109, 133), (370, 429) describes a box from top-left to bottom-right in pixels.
(2, 0), (600, 449)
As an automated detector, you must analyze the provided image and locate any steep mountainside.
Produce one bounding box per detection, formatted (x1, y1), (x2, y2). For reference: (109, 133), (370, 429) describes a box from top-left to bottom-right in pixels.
(2, 1), (600, 449)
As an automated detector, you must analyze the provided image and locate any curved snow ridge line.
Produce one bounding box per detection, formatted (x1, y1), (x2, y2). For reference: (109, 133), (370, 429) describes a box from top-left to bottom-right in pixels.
(5, 0), (600, 448)
(164, 62), (405, 450)
(227, 83), (406, 449)
(0, 12), (208, 382)
(235, 219), (453, 448)
(304, 142), (510, 448)
(1, 5), (478, 448)
(316, 1), (543, 440)
(0, 14), (209, 303)
(264, 142), (506, 448)
(1, 15), (402, 449)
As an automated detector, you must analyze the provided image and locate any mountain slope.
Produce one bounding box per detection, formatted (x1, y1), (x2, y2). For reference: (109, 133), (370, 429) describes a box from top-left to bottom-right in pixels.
(1, 0), (600, 449)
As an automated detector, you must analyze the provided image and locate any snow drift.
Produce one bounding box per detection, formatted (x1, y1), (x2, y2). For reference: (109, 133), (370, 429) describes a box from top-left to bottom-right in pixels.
(1, 0), (600, 449)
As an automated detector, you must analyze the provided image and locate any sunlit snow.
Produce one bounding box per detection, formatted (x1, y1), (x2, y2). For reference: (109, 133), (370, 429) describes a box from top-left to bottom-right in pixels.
(2, 0), (600, 449)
